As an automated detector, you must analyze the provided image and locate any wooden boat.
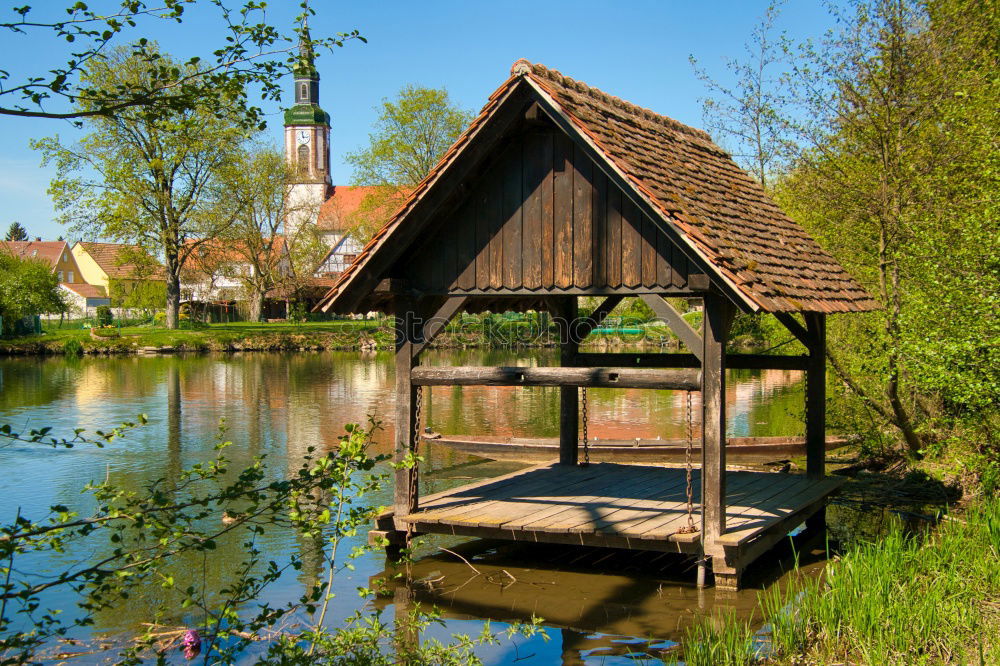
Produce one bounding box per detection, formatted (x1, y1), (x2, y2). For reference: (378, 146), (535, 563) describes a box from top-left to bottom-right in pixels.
(422, 433), (851, 464)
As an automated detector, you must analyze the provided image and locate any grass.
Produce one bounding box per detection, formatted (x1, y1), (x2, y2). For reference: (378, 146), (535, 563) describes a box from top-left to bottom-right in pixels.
(0, 320), (395, 355)
(677, 500), (1000, 665)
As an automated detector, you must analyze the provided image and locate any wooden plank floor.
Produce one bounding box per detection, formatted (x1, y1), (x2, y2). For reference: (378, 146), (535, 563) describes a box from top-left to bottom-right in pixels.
(401, 463), (844, 555)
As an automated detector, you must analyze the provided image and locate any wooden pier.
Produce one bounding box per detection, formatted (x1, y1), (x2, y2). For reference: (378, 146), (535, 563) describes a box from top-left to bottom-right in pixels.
(315, 60), (876, 589)
(374, 463), (843, 587)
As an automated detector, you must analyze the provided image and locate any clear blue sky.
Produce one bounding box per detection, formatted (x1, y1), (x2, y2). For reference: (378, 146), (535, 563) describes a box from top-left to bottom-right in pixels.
(0, 1), (835, 241)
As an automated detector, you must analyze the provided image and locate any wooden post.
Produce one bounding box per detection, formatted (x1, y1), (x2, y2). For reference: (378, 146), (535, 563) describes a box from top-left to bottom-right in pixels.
(805, 312), (828, 536)
(805, 313), (827, 479)
(702, 292), (734, 587)
(557, 296), (579, 466)
(393, 296), (420, 530)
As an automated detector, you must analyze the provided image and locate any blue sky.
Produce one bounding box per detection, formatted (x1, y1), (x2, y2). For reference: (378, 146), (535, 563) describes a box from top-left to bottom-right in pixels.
(0, 1), (835, 241)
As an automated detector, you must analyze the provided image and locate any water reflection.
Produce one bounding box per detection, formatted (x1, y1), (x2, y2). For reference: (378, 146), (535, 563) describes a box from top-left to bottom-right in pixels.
(0, 351), (808, 663)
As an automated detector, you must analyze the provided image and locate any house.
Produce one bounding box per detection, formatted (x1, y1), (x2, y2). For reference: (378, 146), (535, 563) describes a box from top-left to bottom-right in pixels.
(0, 240), (101, 317)
(60, 283), (112, 318)
(71, 242), (165, 306)
(179, 236), (340, 320)
(179, 237), (292, 320)
(2, 240), (85, 285)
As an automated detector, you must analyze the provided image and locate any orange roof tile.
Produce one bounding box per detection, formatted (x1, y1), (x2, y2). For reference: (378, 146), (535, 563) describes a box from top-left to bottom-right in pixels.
(78, 242), (165, 280)
(61, 282), (108, 299)
(1, 241), (69, 270)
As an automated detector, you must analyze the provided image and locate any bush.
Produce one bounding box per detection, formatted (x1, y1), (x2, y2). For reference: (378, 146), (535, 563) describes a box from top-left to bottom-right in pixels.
(62, 338), (83, 356)
(95, 305), (113, 327)
(178, 318), (210, 331)
(153, 312), (166, 327)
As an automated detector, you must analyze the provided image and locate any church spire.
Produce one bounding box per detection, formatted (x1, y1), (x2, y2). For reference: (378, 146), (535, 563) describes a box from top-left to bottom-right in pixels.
(283, 7), (331, 192)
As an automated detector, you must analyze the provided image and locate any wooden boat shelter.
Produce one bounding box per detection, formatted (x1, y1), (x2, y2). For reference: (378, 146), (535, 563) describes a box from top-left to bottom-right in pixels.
(315, 60), (877, 589)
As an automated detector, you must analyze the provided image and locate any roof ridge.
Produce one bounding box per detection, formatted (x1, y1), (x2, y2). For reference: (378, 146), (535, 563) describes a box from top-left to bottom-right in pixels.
(516, 60), (713, 143)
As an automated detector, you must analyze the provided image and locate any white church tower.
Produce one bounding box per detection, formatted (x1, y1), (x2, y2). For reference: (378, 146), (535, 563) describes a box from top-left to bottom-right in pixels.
(283, 19), (331, 240)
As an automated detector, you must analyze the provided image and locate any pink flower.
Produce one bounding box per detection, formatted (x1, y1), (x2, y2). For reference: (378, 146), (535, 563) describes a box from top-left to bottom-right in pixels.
(181, 629), (201, 660)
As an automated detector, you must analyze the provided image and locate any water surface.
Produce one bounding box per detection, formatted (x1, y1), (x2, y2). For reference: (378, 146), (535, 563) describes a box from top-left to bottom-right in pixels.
(0, 350), (811, 663)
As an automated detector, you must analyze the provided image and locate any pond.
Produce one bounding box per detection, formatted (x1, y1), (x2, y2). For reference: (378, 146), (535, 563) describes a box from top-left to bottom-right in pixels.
(0, 350), (820, 663)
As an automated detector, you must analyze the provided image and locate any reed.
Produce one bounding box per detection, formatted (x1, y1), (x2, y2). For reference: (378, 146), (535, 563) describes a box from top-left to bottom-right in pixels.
(680, 500), (1000, 664)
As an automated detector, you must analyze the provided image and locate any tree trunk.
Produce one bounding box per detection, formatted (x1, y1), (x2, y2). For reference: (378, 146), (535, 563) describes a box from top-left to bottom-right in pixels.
(248, 290), (264, 322)
(165, 248), (181, 330)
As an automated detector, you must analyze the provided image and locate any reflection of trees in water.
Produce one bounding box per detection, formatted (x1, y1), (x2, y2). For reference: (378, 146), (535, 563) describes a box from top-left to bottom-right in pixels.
(423, 363), (806, 441)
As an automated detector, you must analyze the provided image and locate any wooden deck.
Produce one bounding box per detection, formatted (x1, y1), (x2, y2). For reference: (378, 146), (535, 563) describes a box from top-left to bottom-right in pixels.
(385, 463), (844, 570)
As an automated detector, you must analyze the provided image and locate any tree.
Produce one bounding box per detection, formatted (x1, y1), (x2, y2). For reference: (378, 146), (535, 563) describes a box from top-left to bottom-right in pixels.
(213, 145), (321, 321)
(37, 47), (249, 329)
(0, 2), (363, 126)
(0, 251), (65, 332)
(3, 222), (27, 241)
(772, 0), (1000, 458)
(345, 84), (473, 239)
(690, 1), (791, 189)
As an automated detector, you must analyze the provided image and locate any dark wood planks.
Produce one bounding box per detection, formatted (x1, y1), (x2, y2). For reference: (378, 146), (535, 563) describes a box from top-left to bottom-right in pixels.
(403, 130), (696, 294)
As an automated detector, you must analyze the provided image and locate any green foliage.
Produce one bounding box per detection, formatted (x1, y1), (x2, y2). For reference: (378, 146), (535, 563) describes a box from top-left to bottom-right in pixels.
(0, 2), (363, 125)
(345, 85), (473, 239)
(675, 501), (1000, 664)
(95, 305), (113, 327)
(3, 222), (27, 242)
(36, 46), (253, 330)
(62, 338), (83, 356)
(695, 0), (1000, 470)
(0, 251), (66, 333)
(108, 278), (167, 313)
(0, 417), (542, 663)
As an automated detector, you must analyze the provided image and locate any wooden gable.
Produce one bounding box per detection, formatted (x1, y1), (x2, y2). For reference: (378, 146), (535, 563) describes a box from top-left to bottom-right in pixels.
(398, 126), (702, 297)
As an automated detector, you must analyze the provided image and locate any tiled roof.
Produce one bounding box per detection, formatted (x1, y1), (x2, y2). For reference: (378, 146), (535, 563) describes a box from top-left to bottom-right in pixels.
(61, 282), (108, 299)
(78, 242), (166, 280)
(180, 237), (287, 277)
(317, 61), (877, 314)
(1, 241), (68, 270)
(317, 185), (395, 232)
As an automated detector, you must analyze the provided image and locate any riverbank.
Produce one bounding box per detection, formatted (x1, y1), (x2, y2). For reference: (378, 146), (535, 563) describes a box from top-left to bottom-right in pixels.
(0, 320), (396, 355)
(675, 497), (1000, 665)
(0, 320), (686, 356)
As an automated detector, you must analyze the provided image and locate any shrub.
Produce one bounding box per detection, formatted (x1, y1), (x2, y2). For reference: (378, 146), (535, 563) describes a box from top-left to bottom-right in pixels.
(62, 338), (83, 356)
(153, 312), (166, 326)
(95, 305), (113, 327)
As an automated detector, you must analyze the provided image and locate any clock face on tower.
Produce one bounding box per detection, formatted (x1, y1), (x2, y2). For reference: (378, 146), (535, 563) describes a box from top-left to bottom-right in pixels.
(296, 129), (311, 145)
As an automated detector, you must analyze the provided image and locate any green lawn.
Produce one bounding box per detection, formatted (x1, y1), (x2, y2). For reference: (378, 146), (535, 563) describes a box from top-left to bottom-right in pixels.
(0, 319), (393, 354)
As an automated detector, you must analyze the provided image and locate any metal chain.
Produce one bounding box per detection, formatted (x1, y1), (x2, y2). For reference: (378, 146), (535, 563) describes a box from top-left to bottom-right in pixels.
(406, 385), (422, 535)
(581, 387), (590, 467)
(677, 390), (699, 534)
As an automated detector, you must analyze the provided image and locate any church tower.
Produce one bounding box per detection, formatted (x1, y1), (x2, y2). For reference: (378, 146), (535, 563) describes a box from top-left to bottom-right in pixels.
(284, 19), (331, 240)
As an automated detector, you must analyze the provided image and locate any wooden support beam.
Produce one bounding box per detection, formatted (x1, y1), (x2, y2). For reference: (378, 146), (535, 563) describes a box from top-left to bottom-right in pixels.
(574, 295), (624, 341)
(411, 365), (701, 391)
(702, 292), (733, 579)
(393, 295), (420, 530)
(774, 312), (811, 347)
(557, 297), (579, 466)
(412, 296), (467, 357)
(805, 313), (827, 479)
(640, 295), (703, 361)
(573, 352), (809, 371)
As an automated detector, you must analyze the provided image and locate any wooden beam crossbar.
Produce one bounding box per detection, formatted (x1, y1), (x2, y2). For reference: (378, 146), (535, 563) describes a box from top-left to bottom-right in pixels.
(573, 352), (809, 371)
(410, 366), (701, 391)
(640, 295), (703, 361)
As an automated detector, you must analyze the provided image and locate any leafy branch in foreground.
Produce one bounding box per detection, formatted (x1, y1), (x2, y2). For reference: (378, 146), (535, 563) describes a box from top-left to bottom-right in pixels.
(0, 417), (543, 664)
(1, 1), (365, 126)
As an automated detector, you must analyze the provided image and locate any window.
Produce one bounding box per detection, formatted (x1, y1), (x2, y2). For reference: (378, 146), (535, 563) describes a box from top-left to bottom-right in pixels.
(57, 270), (64, 281)
(299, 82), (307, 101)
(63, 252), (68, 262)
(297, 143), (309, 170)
(68, 271), (74, 282)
